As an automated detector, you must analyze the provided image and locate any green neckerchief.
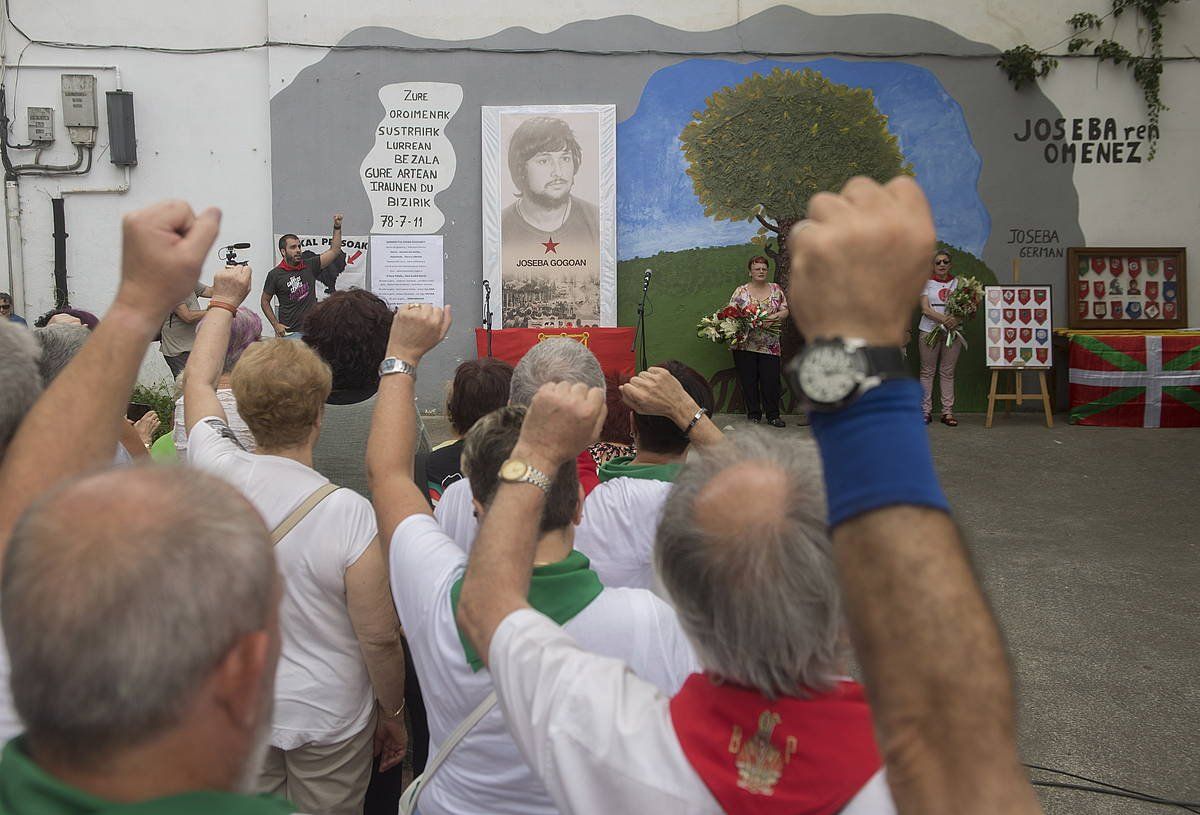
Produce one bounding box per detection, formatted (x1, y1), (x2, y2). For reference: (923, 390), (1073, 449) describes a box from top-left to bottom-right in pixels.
(0, 738), (294, 815)
(450, 550), (603, 671)
(598, 454), (682, 484)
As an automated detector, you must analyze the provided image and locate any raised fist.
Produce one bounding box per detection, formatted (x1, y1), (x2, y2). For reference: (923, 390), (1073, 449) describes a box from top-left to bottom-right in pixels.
(517, 381), (606, 468)
(117, 200), (221, 333)
(211, 264), (252, 308)
(386, 303), (452, 362)
(787, 176), (934, 346)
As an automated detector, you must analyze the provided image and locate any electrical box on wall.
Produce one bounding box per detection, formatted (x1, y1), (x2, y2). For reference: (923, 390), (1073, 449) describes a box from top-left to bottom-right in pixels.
(106, 91), (137, 166)
(61, 74), (98, 145)
(26, 107), (53, 143)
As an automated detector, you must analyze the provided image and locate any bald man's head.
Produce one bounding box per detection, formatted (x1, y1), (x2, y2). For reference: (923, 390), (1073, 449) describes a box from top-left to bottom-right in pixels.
(2, 466), (276, 767)
(655, 430), (843, 699)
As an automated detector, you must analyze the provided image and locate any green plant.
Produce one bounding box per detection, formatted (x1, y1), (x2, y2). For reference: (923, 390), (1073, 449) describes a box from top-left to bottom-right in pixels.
(999, 0), (1186, 159)
(997, 44), (1059, 89)
(132, 381), (177, 442)
(678, 67), (912, 292)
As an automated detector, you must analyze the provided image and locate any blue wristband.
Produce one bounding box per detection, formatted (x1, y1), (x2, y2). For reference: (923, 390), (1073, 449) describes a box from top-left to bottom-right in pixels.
(809, 379), (950, 527)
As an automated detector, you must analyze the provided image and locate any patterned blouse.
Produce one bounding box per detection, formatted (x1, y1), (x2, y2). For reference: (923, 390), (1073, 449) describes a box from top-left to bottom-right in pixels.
(728, 283), (787, 356)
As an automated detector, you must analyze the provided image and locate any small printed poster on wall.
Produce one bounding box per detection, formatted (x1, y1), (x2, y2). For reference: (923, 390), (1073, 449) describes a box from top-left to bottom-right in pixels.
(984, 285), (1053, 369)
(482, 105), (616, 328)
(369, 235), (444, 309)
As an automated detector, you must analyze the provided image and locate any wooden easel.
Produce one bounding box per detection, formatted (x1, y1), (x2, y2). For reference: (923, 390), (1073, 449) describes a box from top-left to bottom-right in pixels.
(984, 368), (1054, 428)
(984, 259), (1054, 428)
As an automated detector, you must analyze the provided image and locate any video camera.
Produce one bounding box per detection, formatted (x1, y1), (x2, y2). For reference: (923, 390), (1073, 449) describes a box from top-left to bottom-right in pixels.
(218, 242), (251, 266)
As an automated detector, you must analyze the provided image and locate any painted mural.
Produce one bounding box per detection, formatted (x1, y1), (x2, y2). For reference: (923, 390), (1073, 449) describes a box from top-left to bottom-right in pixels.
(615, 57), (996, 411)
(270, 8), (1084, 411)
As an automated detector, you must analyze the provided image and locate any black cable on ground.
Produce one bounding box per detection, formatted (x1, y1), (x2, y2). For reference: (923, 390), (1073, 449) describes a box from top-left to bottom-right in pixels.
(1028, 762), (1200, 813)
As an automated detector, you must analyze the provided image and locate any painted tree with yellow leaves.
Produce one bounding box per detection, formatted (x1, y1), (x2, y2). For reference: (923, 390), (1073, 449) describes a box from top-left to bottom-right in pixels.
(680, 67), (912, 293)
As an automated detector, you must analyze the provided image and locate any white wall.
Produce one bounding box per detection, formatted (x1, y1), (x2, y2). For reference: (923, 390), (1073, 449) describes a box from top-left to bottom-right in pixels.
(2, 0), (1197, 380)
(1, 0), (273, 381)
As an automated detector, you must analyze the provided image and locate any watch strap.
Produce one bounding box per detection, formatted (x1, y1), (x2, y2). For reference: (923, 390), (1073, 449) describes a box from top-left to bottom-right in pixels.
(379, 357), (417, 380)
(500, 459), (552, 494)
(862, 347), (907, 380)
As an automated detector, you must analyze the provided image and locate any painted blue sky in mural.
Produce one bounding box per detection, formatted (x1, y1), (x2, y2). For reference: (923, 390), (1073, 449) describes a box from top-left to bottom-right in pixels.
(617, 58), (989, 261)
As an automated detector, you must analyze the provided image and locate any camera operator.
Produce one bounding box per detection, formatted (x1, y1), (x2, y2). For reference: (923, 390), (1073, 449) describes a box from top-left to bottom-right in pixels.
(262, 214), (346, 339)
(159, 280), (214, 378)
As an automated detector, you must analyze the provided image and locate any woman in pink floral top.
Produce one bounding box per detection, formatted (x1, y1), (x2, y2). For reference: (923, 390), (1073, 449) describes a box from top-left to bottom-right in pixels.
(727, 255), (789, 427)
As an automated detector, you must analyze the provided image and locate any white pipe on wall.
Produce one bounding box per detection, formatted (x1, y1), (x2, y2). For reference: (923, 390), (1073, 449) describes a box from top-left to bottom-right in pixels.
(5, 179), (24, 314)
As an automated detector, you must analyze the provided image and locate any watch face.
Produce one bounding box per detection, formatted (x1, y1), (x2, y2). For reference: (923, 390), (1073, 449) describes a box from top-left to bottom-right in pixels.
(380, 359), (397, 374)
(798, 345), (864, 404)
(499, 460), (529, 481)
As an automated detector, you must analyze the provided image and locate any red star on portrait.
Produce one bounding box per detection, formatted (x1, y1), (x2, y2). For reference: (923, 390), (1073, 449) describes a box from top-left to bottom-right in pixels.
(542, 238), (560, 254)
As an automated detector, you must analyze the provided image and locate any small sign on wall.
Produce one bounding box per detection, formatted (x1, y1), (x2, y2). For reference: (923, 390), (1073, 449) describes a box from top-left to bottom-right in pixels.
(369, 234), (444, 309)
(360, 82), (464, 234)
(984, 285), (1053, 369)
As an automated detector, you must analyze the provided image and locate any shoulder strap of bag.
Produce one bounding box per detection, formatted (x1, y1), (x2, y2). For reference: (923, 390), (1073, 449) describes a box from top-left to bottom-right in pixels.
(399, 691), (497, 814)
(269, 483), (340, 545)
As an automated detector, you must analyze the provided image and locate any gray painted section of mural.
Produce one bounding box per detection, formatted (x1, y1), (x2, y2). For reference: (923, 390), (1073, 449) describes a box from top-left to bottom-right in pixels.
(271, 7), (1080, 407)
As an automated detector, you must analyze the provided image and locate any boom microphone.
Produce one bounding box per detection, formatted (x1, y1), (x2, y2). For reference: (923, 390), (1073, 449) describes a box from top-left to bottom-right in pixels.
(482, 280), (491, 293)
(224, 242), (251, 250)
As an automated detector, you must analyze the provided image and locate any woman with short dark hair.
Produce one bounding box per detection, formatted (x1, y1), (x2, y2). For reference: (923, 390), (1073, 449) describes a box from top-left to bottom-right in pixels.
(302, 290), (431, 497)
(424, 358), (514, 507)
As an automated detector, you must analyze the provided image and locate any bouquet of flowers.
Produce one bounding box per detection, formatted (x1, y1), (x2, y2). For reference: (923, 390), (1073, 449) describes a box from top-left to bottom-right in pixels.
(924, 275), (984, 348)
(696, 304), (780, 349)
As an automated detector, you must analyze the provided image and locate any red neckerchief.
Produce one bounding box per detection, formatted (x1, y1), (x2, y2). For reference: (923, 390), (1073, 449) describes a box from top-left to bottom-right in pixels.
(576, 449), (600, 496)
(277, 260), (307, 272)
(670, 673), (881, 815)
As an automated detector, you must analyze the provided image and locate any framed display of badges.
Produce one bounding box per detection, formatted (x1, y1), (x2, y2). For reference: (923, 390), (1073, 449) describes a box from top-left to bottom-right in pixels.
(984, 284), (1052, 369)
(1067, 247), (1187, 330)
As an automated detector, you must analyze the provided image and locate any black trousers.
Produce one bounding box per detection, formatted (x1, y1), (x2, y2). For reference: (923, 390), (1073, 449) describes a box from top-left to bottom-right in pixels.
(732, 350), (782, 420)
(163, 351), (189, 379)
(362, 637), (429, 815)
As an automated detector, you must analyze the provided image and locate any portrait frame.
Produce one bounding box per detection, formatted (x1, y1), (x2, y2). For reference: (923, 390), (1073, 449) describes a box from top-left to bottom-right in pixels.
(482, 104), (616, 327)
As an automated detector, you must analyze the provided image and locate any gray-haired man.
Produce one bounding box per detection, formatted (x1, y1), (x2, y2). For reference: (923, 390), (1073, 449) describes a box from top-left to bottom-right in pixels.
(434, 337), (606, 550)
(0, 466), (291, 814)
(456, 176), (1040, 815)
(0, 200), (309, 812)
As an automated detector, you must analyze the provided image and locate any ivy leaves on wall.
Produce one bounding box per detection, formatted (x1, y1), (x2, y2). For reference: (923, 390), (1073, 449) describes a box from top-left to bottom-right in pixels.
(998, 0), (1187, 159)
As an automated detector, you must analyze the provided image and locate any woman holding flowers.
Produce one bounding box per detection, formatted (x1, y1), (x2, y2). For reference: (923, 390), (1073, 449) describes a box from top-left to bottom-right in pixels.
(727, 255), (788, 427)
(918, 250), (964, 426)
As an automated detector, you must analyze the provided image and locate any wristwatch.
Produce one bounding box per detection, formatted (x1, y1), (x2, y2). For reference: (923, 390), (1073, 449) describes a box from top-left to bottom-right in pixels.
(786, 338), (909, 412)
(498, 459), (552, 494)
(378, 357), (417, 380)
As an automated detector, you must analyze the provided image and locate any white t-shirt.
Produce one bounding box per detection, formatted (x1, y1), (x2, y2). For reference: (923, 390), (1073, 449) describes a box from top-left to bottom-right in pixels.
(390, 514), (697, 815)
(433, 477), (477, 552)
(489, 609), (897, 815)
(174, 391), (256, 456)
(919, 276), (958, 333)
(188, 417), (377, 750)
(574, 477), (672, 595)
(0, 628), (20, 741)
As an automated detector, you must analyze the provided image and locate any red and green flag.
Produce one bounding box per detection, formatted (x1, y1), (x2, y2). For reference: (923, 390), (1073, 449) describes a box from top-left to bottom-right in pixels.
(1069, 334), (1200, 427)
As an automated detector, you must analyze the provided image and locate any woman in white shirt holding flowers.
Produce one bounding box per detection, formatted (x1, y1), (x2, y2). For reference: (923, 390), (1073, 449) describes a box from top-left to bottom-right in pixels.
(917, 250), (962, 427)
